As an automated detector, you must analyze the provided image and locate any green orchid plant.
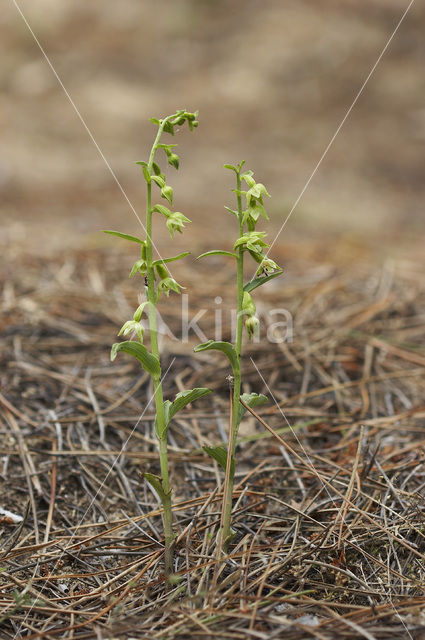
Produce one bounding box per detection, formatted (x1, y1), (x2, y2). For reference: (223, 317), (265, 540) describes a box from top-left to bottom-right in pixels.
(195, 161), (282, 550)
(104, 110), (211, 575)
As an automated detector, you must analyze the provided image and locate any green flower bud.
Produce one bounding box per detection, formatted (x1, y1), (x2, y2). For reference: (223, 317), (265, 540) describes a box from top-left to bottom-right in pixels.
(161, 185), (174, 204)
(133, 302), (147, 322)
(242, 291), (256, 317)
(156, 263), (168, 280)
(163, 120), (175, 135)
(151, 175), (165, 188)
(168, 153), (179, 170)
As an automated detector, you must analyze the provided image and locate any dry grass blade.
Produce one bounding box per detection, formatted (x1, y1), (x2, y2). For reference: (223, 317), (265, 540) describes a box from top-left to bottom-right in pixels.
(1, 245), (424, 638)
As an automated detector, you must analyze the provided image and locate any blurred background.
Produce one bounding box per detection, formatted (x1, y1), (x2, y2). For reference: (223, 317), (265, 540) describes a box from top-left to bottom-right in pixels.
(1, 0), (424, 260)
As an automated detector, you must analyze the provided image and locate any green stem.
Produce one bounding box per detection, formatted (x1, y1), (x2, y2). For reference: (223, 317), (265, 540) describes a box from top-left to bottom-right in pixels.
(221, 168), (245, 548)
(145, 117), (175, 575)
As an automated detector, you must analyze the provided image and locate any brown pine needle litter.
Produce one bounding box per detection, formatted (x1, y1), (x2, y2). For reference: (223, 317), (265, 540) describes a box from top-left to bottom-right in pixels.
(1, 242), (425, 639)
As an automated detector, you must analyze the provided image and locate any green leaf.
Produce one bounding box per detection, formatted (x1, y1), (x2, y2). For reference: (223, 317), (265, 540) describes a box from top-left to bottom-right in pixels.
(157, 400), (172, 438)
(168, 388), (211, 423)
(152, 252), (190, 266)
(197, 250), (237, 260)
(152, 162), (162, 176)
(243, 270), (283, 293)
(224, 206), (238, 217)
(157, 388), (211, 439)
(111, 341), (160, 378)
(156, 263), (168, 280)
(224, 160), (245, 172)
(102, 230), (144, 244)
(142, 472), (169, 503)
(194, 340), (239, 375)
(149, 117), (161, 125)
(136, 162), (151, 183)
(238, 392), (268, 425)
(157, 143), (178, 150)
(248, 249), (264, 264)
(231, 189), (246, 198)
(152, 204), (171, 217)
(203, 445), (234, 476)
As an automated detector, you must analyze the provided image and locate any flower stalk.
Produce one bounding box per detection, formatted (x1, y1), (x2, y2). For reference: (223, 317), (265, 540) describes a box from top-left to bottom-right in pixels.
(195, 160), (282, 550)
(104, 110), (210, 576)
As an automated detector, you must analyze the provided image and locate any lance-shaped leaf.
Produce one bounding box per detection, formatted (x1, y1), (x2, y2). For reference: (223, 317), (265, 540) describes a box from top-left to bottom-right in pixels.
(142, 472), (169, 504)
(197, 250), (237, 260)
(152, 162), (163, 177)
(237, 392), (268, 425)
(157, 388), (212, 439)
(243, 269), (283, 293)
(111, 341), (160, 378)
(167, 388), (211, 424)
(152, 252), (190, 267)
(157, 143), (178, 151)
(194, 340), (239, 375)
(223, 163), (238, 172)
(102, 230), (144, 244)
(135, 162), (151, 183)
(152, 204), (171, 217)
(224, 160), (245, 172)
(203, 445), (235, 477)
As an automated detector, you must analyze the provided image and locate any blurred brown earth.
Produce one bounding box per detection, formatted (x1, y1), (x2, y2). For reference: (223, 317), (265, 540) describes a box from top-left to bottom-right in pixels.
(1, 0), (424, 262)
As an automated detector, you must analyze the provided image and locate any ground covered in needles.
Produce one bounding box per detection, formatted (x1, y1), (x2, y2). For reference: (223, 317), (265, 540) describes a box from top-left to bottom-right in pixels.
(1, 243), (425, 639)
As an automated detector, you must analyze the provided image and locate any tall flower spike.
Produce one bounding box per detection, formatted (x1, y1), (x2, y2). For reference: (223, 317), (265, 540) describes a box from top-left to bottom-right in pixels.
(195, 160), (282, 553)
(103, 110), (210, 577)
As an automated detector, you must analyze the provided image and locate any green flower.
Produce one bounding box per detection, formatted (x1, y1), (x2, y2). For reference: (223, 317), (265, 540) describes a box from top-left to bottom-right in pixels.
(234, 231), (268, 255)
(158, 277), (183, 298)
(166, 212), (191, 238)
(256, 257), (280, 276)
(129, 259), (147, 278)
(246, 182), (270, 206)
(118, 320), (144, 343)
(245, 315), (260, 340)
